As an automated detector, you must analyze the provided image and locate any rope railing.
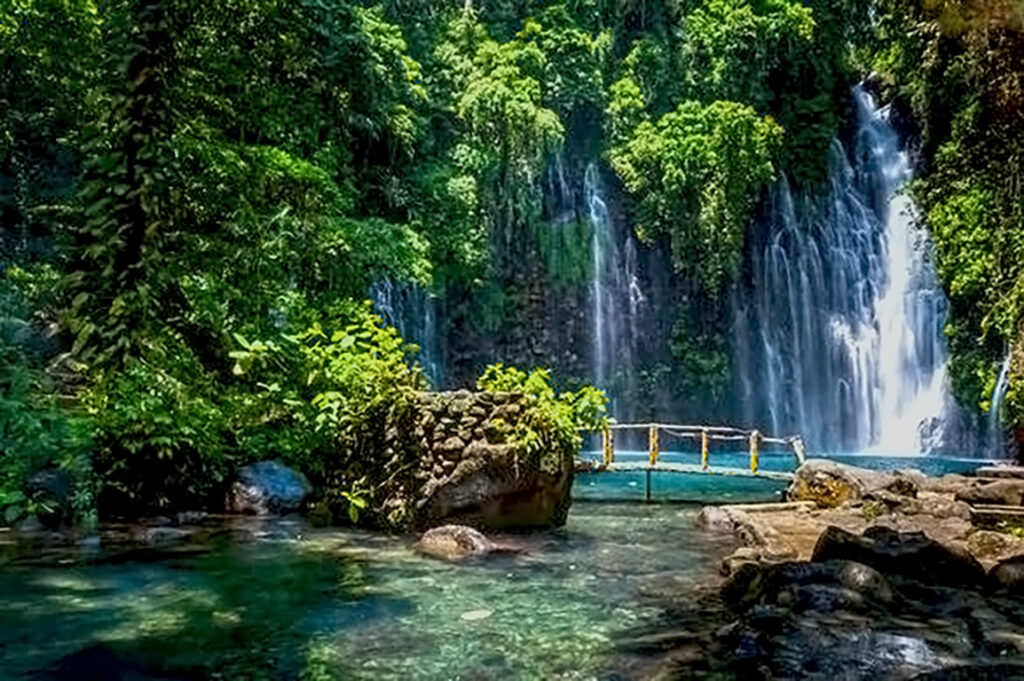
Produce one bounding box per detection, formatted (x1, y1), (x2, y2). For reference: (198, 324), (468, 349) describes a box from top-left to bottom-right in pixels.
(597, 422), (806, 475)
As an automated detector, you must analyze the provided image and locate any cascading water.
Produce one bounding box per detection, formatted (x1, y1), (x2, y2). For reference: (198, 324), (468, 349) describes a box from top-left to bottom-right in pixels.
(989, 352), (1012, 450)
(733, 86), (952, 453)
(547, 151), (575, 226)
(585, 163), (644, 400)
(370, 279), (444, 388)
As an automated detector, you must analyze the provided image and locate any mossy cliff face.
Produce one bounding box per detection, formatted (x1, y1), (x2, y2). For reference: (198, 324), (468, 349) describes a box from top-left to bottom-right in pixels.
(321, 390), (575, 532)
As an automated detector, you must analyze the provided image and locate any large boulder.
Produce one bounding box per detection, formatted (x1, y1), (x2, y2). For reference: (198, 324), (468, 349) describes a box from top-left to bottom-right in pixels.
(226, 461), (312, 515)
(787, 460), (869, 508)
(812, 525), (986, 588)
(991, 554), (1024, 591)
(723, 558), (895, 611)
(955, 479), (1024, 506)
(415, 441), (573, 530)
(967, 530), (1024, 561)
(788, 460), (922, 509)
(328, 390), (576, 531)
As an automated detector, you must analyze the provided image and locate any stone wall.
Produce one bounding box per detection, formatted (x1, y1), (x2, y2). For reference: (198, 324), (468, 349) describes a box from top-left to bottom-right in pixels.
(411, 390), (573, 530)
(329, 390), (575, 532)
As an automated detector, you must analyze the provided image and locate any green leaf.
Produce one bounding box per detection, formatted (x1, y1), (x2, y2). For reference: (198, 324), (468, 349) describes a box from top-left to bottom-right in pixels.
(4, 505), (23, 525)
(232, 333), (252, 350)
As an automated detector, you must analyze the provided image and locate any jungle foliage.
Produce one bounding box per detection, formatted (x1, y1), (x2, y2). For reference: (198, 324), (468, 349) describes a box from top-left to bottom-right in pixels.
(865, 0), (1024, 429)
(2, 0), (1021, 523)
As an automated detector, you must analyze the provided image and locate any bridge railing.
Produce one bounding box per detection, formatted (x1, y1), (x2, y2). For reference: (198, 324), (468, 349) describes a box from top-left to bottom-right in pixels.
(598, 423), (806, 474)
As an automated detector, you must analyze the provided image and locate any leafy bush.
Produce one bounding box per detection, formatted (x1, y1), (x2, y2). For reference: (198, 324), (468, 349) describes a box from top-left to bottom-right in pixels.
(229, 302), (425, 521)
(0, 338), (94, 527)
(0, 263), (94, 527)
(296, 310), (427, 476)
(84, 358), (229, 514)
(477, 364), (607, 473)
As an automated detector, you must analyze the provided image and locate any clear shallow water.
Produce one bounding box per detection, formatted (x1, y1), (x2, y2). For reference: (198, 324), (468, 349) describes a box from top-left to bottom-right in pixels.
(577, 449), (993, 503)
(0, 503), (734, 681)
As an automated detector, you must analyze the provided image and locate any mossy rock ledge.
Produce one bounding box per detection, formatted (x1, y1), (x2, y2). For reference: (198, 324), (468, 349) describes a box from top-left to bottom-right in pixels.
(322, 390), (575, 532)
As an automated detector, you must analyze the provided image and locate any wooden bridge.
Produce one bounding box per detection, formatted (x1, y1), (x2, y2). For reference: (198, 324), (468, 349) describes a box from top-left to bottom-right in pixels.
(583, 423), (806, 500)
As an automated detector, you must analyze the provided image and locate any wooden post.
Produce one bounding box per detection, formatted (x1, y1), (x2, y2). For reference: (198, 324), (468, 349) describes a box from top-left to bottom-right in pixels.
(792, 436), (806, 466)
(701, 429), (710, 471)
(749, 430), (761, 474)
(648, 426), (659, 467)
(602, 426), (615, 466)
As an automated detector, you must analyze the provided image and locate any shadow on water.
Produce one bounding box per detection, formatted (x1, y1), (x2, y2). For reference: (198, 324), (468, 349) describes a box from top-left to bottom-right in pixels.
(0, 505), (737, 681)
(0, 518), (406, 681)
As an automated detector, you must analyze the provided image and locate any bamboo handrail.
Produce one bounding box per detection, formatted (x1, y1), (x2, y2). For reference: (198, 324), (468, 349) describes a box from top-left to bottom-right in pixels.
(587, 422), (806, 473)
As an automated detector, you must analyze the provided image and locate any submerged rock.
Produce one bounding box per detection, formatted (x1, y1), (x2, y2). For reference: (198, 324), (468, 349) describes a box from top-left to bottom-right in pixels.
(226, 461), (312, 515)
(42, 645), (201, 680)
(460, 609), (493, 621)
(416, 524), (496, 561)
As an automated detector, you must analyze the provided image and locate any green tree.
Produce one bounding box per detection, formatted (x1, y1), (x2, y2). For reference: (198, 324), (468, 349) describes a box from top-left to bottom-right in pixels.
(609, 99), (782, 292)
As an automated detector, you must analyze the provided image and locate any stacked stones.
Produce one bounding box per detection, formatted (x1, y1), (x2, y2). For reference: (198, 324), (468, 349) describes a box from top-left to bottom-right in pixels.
(413, 390), (525, 482)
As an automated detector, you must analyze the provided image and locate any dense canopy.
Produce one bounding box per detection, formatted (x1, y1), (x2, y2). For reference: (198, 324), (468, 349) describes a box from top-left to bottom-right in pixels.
(2, 0), (1023, 524)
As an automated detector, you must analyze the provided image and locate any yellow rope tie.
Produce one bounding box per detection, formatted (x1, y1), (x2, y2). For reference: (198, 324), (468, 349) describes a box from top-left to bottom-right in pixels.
(648, 426), (659, 467)
(701, 429), (709, 471)
(749, 430), (761, 474)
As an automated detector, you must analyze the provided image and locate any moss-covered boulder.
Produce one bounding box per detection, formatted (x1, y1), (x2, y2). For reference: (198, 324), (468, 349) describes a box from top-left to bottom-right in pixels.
(322, 390), (580, 531)
(787, 460), (868, 508)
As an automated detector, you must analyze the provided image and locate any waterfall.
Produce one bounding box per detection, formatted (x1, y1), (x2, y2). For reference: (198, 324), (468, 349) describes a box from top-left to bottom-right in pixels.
(586, 163), (612, 387)
(369, 279), (444, 387)
(585, 163), (643, 400)
(989, 353), (1012, 451)
(733, 85), (952, 453)
(547, 151), (575, 226)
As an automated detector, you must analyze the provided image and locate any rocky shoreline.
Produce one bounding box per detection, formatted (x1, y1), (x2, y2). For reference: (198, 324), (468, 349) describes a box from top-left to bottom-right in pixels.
(676, 460), (1024, 680)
